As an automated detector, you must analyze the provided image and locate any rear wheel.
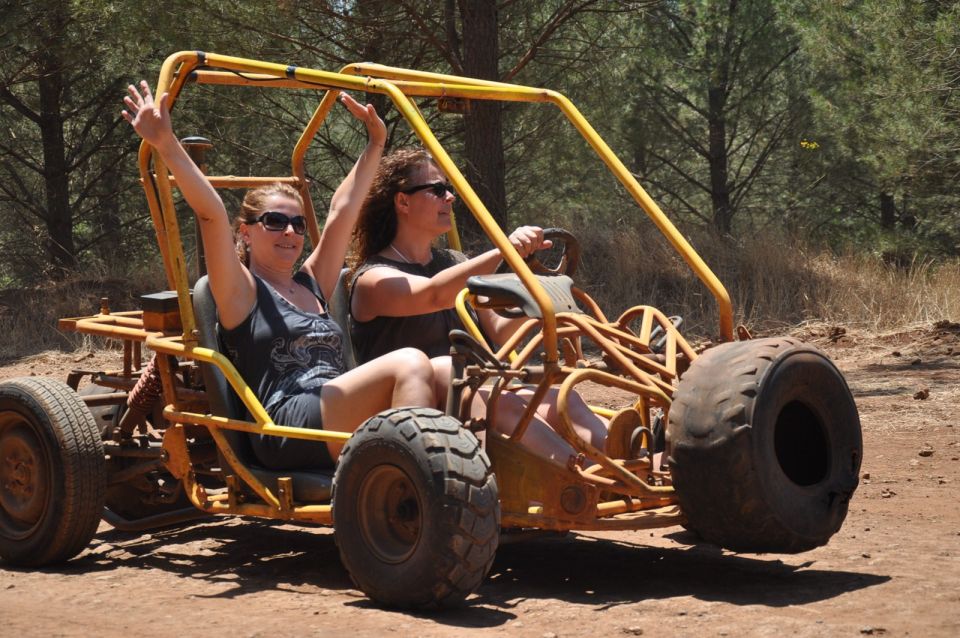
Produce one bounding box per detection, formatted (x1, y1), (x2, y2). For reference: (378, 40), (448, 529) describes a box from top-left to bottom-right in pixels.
(668, 338), (862, 553)
(332, 408), (499, 608)
(0, 378), (106, 565)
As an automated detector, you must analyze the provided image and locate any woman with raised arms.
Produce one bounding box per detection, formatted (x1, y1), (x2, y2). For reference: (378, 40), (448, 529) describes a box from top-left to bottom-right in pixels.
(123, 82), (435, 469)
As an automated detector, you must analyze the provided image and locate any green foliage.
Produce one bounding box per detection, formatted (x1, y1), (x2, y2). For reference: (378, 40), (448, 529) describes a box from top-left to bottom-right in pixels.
(0, 0), (222, 278)
(0, 0), (958, 296)
(615, 0), (807, 234)
(791, 0), (960, 255)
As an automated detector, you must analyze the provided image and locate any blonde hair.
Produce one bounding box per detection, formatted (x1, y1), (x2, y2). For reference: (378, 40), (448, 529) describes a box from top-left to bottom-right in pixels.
(234, 182), (305, 265)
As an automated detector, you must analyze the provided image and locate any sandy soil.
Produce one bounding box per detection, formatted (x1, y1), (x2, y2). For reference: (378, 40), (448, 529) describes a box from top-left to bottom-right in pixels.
(1, 323), (958, 637)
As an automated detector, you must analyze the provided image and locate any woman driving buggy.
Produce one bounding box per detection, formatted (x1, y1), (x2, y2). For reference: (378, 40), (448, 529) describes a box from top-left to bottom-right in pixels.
(123, 81), (437, 470)
(348, 148), (622, 462)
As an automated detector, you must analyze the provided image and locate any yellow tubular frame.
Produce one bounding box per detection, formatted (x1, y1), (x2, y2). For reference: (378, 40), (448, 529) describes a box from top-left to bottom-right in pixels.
(337, 63), (734, 342)
(133, 51), (570, 520)
(150, 52), (560, 362)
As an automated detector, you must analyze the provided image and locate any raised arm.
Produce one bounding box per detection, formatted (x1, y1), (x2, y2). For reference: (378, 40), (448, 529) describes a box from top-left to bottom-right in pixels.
(303, 93), (386, 299)
(122, 81), (254, 327)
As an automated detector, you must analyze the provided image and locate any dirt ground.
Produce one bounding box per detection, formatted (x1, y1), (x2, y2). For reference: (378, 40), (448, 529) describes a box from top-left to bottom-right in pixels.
(1, 323), (958, 637)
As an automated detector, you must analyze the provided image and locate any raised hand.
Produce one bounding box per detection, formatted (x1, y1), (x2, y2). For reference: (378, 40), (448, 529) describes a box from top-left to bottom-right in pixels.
(121, 80), (174, 148)
(339, 92), (387, 148)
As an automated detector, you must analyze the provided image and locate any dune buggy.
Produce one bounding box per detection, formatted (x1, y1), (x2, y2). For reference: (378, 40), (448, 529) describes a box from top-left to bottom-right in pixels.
(0, 51), (862, 608)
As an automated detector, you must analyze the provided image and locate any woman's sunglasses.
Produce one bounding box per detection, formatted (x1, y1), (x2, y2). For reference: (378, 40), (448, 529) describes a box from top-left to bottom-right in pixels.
(255, 211), (307, 235)
(400, 181), (455, 198)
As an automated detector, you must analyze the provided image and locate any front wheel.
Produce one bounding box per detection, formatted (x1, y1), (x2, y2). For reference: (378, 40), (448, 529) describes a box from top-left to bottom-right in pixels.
(0, 378), (106, 565)
(668, 338), (862, 553)
(332, 408), (499, 608)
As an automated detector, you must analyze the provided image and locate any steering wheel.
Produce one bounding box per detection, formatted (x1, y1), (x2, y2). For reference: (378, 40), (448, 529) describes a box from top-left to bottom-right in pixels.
(495, 227), (581, 277)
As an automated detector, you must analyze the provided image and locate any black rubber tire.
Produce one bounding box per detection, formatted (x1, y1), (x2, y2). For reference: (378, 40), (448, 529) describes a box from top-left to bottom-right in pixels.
(0, 377), (106, 565)
(332, 408), (499, 608)
(668, 337), (862, 553)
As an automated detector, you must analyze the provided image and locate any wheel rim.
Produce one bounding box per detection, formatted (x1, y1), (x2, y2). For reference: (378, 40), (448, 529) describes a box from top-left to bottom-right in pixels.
(357, 464), (423, 564)
(0, 414), (51, 540)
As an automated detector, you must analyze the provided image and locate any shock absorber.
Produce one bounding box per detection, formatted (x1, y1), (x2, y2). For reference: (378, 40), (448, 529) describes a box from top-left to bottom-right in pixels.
(116, 354), (164, 437)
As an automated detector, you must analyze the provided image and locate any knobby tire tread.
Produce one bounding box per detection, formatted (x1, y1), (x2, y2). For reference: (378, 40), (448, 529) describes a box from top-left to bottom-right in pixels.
(333, 407), (499, 608)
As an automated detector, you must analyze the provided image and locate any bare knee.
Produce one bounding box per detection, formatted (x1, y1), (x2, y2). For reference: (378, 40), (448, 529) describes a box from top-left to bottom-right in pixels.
(391, 347), (433, 379)
(430, 356), (452, 386)
(387, 348), (435, 406)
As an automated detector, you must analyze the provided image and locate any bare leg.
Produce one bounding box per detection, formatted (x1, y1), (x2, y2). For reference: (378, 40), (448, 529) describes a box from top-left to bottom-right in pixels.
(472, 388), (581, 465)
(429, 355), (451, 409)
(513, 386), (609, 450)
(320, 347), (435, 460)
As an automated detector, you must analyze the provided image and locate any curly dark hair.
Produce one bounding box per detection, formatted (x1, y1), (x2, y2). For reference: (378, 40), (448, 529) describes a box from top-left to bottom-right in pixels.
(349, 147), (436, 270)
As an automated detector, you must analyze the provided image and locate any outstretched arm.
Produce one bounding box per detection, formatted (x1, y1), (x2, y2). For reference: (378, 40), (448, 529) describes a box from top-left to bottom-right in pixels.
(122, 81), (254, 327)
(303, 93), (386, 299)
(351, 226), (551, 323)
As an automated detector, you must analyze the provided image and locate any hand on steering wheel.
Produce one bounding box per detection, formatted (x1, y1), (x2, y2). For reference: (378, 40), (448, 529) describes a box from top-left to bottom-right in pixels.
(496, 227), (581, 277)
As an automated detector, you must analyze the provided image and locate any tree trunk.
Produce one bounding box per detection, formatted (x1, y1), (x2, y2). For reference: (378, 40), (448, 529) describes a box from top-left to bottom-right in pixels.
(357, 0), (389, 120)
(458, 0), (506, 250)
(37, 2), (75, 273)
(705, 1), (734, 235)
(92, 157), (123, 269)
(707, 85), (732, 234)
(879, 191), (896, 229)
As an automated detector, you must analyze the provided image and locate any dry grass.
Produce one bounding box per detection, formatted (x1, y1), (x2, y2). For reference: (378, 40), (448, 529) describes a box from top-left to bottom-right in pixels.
(0, 268), (167, 362)
(0, 229), (957, 361)
(574, 225), (960, 338)
(806, 253), (960, 330)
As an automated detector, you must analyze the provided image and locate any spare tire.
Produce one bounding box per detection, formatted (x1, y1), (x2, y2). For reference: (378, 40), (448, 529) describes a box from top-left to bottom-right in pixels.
(668, 337), (862, 553)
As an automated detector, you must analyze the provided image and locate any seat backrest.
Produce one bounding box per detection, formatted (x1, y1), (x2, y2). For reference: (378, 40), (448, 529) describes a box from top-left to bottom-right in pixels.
(192, 276), (334, 500)
(192, 275), (250, 456)
(194, 271), (357, 419)
(327, 267), (357, 371)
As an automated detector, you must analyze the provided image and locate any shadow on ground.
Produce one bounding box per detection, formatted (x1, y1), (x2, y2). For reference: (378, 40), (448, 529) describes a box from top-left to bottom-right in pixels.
(13, 518), (889, 630)
(473, 532), (887, 610)
(23, 519), (352, 596)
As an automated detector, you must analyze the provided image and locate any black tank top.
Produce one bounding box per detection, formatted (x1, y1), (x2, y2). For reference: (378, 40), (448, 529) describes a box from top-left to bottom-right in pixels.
(220, 271), (346, 414)
(349, 248), (468, 364)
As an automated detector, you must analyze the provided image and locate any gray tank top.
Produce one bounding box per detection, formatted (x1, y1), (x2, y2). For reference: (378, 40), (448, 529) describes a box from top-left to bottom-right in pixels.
(220, 271), (345, 415)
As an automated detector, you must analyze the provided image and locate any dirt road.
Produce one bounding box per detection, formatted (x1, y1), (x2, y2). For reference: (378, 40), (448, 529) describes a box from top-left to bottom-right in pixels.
(1, 324), (958, 637)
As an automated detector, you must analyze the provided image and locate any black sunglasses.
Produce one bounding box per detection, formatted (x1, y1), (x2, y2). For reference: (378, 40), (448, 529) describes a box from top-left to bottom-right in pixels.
(255, 211), (307, 235)
(400, 181), (455, 198)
